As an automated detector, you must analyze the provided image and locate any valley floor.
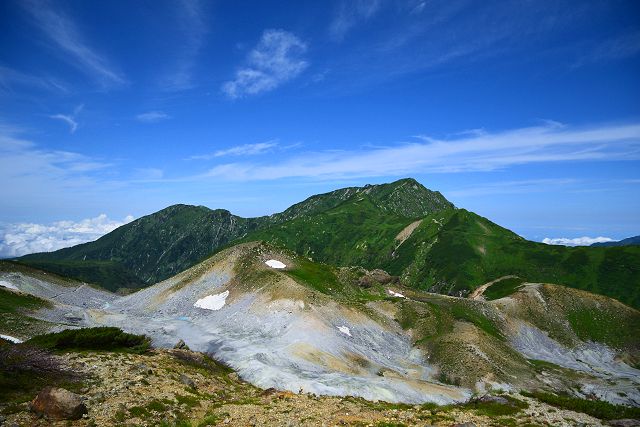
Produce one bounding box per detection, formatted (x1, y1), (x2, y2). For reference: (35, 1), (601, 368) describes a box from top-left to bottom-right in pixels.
(1, 348), (607, 427)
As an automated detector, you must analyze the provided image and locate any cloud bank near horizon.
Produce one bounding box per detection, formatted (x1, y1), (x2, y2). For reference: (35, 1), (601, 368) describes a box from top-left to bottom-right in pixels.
(0, 214), (134, 258)
(542, 236), (614, 246)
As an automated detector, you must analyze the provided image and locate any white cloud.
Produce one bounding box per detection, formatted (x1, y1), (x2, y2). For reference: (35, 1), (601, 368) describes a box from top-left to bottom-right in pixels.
(329, 0), (382, 41)
(0, 214), (134, 257)
(136, 111), (171, 123)
(49, 113), (78, 133)
(189, 140), (279, 160)
(0, 124), (113, 209)
(199, 121), (640, 181)
(542, 236), (614, 246)
(222, 29), (308, 99)
(49, 104), (83, 133)
(22, 0), (125, 87)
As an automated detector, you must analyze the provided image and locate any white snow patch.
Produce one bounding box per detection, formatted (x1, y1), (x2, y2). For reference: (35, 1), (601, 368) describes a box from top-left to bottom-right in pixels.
(337, 326), (352, 337)
(388, 290), (405, 298)
(265, 259), (286, 269)
(0, 280), (18, 291)
(0, 334), (22, 343)
(194, 290), (230, 311)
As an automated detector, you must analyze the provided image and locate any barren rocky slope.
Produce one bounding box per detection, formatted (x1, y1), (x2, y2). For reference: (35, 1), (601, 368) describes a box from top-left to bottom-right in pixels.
(2, 242), (639, 412)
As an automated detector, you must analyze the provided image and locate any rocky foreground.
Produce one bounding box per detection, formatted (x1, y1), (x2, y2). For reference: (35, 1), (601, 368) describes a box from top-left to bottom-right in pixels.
(0, 348), (618, 427)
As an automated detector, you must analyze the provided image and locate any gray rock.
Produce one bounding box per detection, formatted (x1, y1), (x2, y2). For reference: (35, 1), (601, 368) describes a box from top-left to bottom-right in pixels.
(30, 387), (88, 420)
(475, 395), (510, 405)
(174, 339), (189, 350)
(179, 374), (196, 389)
(453, 423), (476, 427)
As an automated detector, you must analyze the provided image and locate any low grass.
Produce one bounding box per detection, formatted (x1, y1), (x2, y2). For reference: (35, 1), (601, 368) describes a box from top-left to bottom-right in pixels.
(0, 287), (51, 337)
(26, 327), (151, 354)
(448, 301), (503, 340)
(521, 390), (640, 420)
(0, 286), (50, 314)
(483, 277), (524, 301)
(285, 257), (341, 295)
(0, 341), (84, 406)
(464, 395), (528, 417)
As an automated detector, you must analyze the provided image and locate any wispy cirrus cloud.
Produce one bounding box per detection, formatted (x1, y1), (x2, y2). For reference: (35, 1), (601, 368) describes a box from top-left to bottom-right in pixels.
(199, 121), (640, 181)
(188, 140), (280, 160)
(136, 111), (171, 123)
(573, 31), (640, 68)
(0, 123), (112, 208)
(162, 0), (208, 90)
(329, 0), (382, 41)
(447, 179), (579, 198)
(22, 0), (126, 87)
(222, 29), (308, 99)
(0, 214), (134, 257)
(0, 65), (68, 94)
(49, 104), (83, 133)
(542, 236), (613, 246)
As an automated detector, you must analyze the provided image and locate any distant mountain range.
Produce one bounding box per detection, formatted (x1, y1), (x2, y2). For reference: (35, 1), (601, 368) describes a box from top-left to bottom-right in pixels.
(592, 235), (640, 247)
(16, 178), (640, 309)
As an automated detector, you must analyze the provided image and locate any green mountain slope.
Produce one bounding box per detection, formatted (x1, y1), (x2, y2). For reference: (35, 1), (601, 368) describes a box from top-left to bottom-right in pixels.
(15, 178), (640, 308)
(19, 204), (265, 291)
(244, 204), (640, 308)
(388, 209), (640, 308)
(17, 179), (452, 291)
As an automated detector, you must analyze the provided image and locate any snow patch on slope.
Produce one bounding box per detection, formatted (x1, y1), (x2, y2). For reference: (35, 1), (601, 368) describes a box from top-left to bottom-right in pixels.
(265, 259), (286, 269)
(337, 326), (352, 336)
(0, 280), (18, 291)
(194, 290), (229, 311)
(0, 334), (22, 343)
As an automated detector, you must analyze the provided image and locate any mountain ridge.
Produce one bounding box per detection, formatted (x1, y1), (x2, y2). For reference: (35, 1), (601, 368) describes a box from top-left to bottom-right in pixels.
(16, 178), (640, 309)
(592, 235), (640, 247)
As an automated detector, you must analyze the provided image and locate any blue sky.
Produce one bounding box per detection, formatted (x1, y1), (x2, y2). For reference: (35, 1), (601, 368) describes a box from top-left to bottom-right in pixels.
(1, 0), (639, 256)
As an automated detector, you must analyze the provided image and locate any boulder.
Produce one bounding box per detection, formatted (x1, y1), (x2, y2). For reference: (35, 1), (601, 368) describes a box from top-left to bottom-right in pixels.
(179, 374), (196, 389)
(30, 387), (87, 420)
(173, 339), (190, 350)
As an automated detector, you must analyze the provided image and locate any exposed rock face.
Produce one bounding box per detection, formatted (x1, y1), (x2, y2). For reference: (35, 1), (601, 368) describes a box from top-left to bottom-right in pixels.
(173, 339), (189, 350)
(30, 387), (87, 420)
(179, 374), (196, 389)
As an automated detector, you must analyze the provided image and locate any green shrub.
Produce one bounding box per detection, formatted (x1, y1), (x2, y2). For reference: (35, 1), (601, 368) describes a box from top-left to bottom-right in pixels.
(26, 327), (150, 354)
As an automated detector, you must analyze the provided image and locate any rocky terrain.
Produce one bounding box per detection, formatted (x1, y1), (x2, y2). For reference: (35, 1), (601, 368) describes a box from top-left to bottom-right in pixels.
(1, 241), (639, 418)
(0, 347), (614, 427)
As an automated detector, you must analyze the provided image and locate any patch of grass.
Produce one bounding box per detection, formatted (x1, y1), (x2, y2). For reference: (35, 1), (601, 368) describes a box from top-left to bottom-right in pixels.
(170, 350), (233, 376)
(26, 327), (151, 354)
(0, 287), (51, 313)
(285, 257), (341, 294)
(449, 301), (503, 340)
(196, 411), (229, 427)
(0, 342), (83, 405)
(483, 277), (524, 300)
(521, 390), (640, 420)
(565, 304), (640, 349)
(464, 396), (528, 416)
(0, 287), (52, 337)
(175, 393), (201, 408)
